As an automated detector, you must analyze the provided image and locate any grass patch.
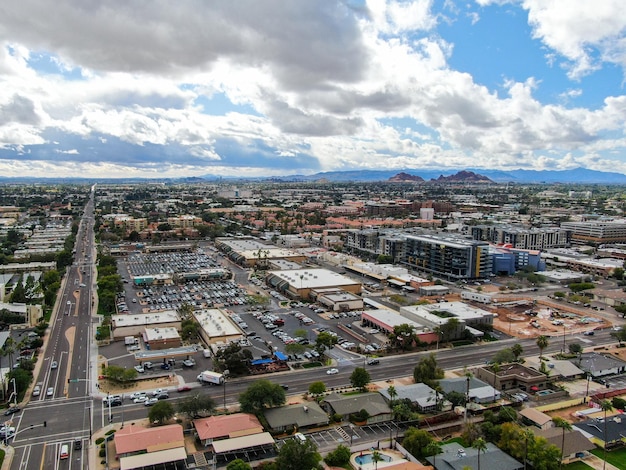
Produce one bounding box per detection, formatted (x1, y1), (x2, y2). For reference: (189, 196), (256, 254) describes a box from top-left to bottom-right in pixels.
(564, 461), (594, 470)
(591, 447), (626, 470)
(0, 448), (4, 466)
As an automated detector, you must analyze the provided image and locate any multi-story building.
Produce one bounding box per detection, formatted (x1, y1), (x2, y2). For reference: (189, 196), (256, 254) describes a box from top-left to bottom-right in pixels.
(404, 233), (490, 280)
(471, 225), (570, 250)
(560, 221), (626, 245)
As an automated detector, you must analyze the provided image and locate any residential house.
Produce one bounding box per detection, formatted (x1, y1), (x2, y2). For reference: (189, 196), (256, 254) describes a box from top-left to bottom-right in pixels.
(378, 383), (447, 413)
(426, 441), (523, 470)
(193, 413), (263, 447)
(576, 353), (626, 379)
(535, 427), (595, 463)
(264, 402), (329, 432)
(321, 392), (391, 424)
(574, 414), (626, 449)
(438, 377), (501, 404)
(475, 363), (549, 393)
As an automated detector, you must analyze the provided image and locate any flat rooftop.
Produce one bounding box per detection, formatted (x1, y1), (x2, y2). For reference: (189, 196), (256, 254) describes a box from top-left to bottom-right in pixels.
(112, 311), (180, 328)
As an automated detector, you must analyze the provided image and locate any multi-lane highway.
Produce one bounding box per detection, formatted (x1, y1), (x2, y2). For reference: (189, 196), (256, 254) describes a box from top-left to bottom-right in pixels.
(9, 189), (98, 470)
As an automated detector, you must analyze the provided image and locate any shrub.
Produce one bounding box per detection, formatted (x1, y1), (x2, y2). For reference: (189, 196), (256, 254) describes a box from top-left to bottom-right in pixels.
(95, 437), (105, 445)
(324, 444), (351, 466)
(99, 449), (106, 458)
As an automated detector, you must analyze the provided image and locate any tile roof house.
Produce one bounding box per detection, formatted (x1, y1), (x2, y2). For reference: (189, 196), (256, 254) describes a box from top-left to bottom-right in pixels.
(193, 413), (264, 447)
(113, 423), (186, 469)
(321, 392), (391, 425)
(426, 441), (523, 470)
(264, 401), (329, 432)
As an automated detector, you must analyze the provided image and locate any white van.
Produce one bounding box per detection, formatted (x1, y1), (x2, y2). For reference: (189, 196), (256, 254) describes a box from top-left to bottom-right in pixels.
(60, 444), (69, 460)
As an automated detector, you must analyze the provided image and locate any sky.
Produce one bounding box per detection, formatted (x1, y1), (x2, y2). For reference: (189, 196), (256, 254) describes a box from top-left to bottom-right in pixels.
(2, 0), (626, 179)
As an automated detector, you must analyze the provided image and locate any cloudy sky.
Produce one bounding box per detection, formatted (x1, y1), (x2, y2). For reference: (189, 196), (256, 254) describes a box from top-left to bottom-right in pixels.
(2, 0), (626, 179)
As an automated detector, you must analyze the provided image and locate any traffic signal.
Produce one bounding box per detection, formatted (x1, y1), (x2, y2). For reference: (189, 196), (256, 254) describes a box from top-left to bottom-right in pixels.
(43, 421), (46, 427)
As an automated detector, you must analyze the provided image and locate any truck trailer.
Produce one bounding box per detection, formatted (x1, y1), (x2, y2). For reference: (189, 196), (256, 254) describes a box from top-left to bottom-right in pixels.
(197, 370), (225, 385)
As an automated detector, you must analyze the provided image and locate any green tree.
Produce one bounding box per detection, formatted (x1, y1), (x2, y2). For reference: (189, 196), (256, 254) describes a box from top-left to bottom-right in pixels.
(536, 335), (549, 359)
(350, 367), (370, 391)
(413, 353), (444, 387)
(610, 326), (626, 344)
(315, 331), (338, 353)
(425, 441), (442, 470)
(226, 459), (252, 470)
(177, 393), (216, 418)
(492, 348), (516, 364)
(239, 380), (286, 415)
(402, 427), (434, 459)
(568, 343), (583, 355)
(285, 342), (306, 356)
(388, 323), (416, 351)
(324, 444), (351, 466)
(10, 280), (26, 303)
(511, 343), (524, 361)
(552, 417), (572, 469)
(440, 318), (460, 343)
(274, 437), (322, 470)
(308, 381), (326, 396)
(148, 400), (175, 425)
(387, 385), (398, 406)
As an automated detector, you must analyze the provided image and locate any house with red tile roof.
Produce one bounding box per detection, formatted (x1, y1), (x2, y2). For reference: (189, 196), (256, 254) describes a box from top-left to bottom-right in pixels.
(193, 413), (264, 447)
(113, 423), (186, 469)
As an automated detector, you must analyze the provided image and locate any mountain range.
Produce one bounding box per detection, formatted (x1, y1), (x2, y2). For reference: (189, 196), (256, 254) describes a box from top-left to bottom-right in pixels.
(256, 167), (626, 184)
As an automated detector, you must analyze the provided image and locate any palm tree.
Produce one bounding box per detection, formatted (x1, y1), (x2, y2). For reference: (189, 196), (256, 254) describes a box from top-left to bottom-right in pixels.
(387, 385), (397, 407)
(553, 417), (572, 469)
(372, 450), (383, 470)
(536, 335), (549, 359)
(474, 437), (487, 470)
(425, 441), (442, 470)
(600, 399), (614, 470)
(511, 343), (523, 361)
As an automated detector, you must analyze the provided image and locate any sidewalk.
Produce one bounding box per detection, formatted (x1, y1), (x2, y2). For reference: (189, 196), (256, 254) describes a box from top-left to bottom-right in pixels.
(0, 444), (14, 470)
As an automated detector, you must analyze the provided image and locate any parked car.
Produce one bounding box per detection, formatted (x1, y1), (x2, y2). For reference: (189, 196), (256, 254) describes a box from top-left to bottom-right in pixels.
(182, 359), (196, 368)
(160, 363), (171, 370)
(143, 362), (154, 370)
(134, 365), (145, 373)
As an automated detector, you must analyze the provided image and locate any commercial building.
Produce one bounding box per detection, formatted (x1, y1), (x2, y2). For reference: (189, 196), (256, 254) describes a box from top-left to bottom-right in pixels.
(561, 221), (626, 246)
(265, 268), (361, 300)
(194, 308), (243, 345)
(111, 311), (180, 340)
(404, 234), (490, 280)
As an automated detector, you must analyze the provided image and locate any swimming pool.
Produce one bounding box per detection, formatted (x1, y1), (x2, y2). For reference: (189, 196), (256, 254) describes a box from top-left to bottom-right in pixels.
(536, 389), (555, 396)
(355, 453), (393, 465)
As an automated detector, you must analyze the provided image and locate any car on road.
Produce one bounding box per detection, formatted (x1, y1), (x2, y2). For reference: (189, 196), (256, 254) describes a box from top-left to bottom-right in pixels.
(130, 392), (146, 400)
(144, 398), (158, 406)
(151, 388), (166, 396)
(51, 361), (58, 369)
(156, 393), (169, 400)
(134, 365), (145, 373)
(280, 384), (289, 390)
(46, 387), (54, 397)
(326, 368), (339, 375)
(583, 330), (595, 336)
(4, 406), (20, 416)
(74, 440), (82, 450)
(133, 396), (148, 404)
(366, 358), (380, 365)
(177, 385), (192, 393)
(0, 427), (15, 438)
(32, 385), (41, 396)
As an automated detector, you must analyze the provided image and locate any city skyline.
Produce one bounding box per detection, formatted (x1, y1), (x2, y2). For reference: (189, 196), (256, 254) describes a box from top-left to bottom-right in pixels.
(2, 1), (626, 179)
